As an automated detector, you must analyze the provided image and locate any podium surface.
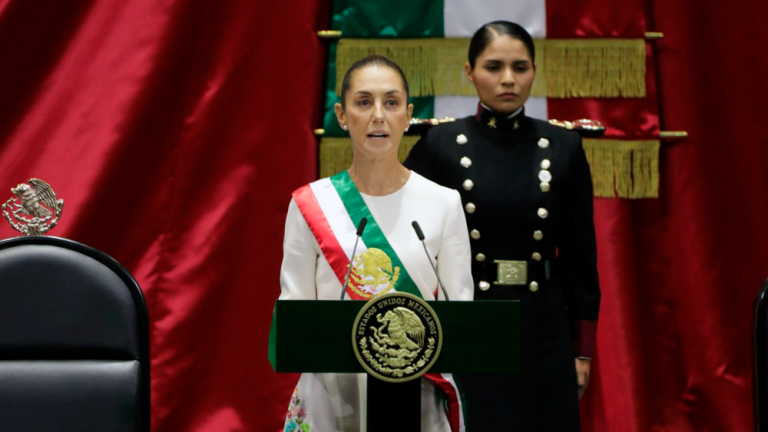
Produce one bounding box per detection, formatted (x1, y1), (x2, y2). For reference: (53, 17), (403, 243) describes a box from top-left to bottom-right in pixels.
(270, 298), (520, 431)
(270, 300), (519, 374)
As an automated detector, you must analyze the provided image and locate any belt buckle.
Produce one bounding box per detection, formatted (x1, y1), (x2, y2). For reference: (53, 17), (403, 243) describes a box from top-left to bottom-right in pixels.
(494, 260), (527, 285)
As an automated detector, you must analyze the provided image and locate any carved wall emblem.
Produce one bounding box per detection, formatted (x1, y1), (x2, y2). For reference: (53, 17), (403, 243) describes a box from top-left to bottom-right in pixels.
(2, 179), (64, 236)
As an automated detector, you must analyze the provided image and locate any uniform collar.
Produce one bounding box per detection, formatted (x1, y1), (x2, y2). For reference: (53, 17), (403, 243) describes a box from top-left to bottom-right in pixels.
(474, 103), (527, 133)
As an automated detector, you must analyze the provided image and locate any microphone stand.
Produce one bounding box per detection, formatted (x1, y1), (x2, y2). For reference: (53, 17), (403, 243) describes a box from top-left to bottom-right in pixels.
(340, 217), (367, 300)
(411, 221), (450, 301)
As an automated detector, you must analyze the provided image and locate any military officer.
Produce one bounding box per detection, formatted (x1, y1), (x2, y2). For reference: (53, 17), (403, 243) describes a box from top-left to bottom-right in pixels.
(404, 21), (600, 431)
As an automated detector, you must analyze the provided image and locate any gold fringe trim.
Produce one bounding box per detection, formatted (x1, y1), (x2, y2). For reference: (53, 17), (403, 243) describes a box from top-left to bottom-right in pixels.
(335, 38), (646, 98)
(335, 39), (474, 98)
(583, 139), (660, 199)
(319, 136), (420, 179)
(535, 40), (647, 98)
(319, 137), (659, 199)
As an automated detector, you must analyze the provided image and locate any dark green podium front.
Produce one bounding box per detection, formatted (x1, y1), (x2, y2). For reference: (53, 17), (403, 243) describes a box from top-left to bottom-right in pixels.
(269, 300), (520, 431)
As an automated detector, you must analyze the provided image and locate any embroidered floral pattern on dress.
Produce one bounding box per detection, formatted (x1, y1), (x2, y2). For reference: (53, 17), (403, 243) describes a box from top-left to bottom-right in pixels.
(284, 387), (310, 432)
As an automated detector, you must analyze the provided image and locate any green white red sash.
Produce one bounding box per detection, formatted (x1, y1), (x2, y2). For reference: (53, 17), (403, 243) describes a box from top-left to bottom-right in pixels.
(292, 170), (421, 300)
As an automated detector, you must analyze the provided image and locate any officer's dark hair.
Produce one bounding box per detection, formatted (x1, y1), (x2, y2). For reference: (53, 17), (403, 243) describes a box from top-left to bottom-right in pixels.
(339, 55), (410, 109)
(468, 21), (535, 69)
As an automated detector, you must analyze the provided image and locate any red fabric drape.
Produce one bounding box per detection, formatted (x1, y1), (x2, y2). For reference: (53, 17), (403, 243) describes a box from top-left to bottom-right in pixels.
(0, 1), (328, 430)
(578, 0), (768, 430)
(546, 0), (647, 37)
(1, 0), (767, 431)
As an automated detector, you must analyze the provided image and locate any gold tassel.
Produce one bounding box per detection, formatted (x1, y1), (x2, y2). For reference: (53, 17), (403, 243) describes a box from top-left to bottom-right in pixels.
(335, 38), (646, 99)
(319, 137), (659, 199)
(583, 139), (660, 198)
(318, 136), (421, 179)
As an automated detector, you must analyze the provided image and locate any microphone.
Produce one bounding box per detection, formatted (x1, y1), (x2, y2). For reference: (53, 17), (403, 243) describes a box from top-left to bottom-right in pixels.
(411, 221), (450, 301)
(340, 217), (367, 300)
(356, 217), (368, 237)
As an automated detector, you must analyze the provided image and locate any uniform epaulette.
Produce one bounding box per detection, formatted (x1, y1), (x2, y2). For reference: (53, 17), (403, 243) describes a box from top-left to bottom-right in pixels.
(406, 117), (455, 135)
(547, 119), (606, 138)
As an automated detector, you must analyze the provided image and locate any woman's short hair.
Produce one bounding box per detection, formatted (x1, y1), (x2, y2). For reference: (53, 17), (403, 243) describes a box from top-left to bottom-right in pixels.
(468, 21), (535, 69)
(339, 55), (410, 108)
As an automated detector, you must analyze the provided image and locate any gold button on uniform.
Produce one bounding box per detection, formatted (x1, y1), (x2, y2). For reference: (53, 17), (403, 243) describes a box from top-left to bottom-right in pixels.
(540, 159), (551, 170)
(538, 138), (550, 148)
(463, 179), (474, 190)
(456, 134), (468, 145)
(529, 281), (539, 292)
(540, 182), (550, 192)
(539, 170), (552, 182)
(476, 253), (486, 262)
(471, 229), (481, 240)
(531, 252), (542, 261)
(533, 230), (543, 240)
(465, 202), (476, 213)
(538, 208), (549, 219)
(479, 281), (491, 291)
(460, 157), (472, 168)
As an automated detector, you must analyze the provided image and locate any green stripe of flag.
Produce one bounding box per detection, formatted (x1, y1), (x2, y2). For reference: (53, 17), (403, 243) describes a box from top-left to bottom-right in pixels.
(322, 0), (443, 136)
(333, 0), (444, 38)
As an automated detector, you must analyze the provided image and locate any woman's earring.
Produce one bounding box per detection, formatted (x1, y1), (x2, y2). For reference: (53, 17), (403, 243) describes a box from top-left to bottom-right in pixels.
(342, 125), (348, 130)
(405, 127), (409, 132)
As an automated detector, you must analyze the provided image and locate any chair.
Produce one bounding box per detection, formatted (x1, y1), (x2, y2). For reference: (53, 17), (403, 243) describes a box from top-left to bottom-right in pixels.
(0, 236), (150, 431)
(754, 277), (768, 431)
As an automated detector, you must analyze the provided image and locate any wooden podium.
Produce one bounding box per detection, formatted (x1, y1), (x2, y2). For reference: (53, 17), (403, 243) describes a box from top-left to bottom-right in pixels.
(270, 299), (520, 431)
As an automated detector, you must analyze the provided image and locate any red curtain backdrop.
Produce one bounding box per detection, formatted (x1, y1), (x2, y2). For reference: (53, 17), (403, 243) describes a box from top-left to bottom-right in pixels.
(580, 0), (768, 431)
(0, 1), (767, 431)
(0, 0), (329, 430)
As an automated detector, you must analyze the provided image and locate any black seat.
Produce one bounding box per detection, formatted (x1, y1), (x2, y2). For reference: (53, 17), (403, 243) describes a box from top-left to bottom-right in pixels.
(754, 277), (768, 431)
(0, 236), (149, 431)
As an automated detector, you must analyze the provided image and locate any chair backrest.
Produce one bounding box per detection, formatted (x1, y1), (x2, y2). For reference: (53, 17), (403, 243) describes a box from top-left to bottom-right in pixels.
(0, 236), (149, 432)
(754, 278), (768, 432)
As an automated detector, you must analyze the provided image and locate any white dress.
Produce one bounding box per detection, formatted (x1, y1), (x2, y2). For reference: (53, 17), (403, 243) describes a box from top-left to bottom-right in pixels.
(279, 172), (474, 432)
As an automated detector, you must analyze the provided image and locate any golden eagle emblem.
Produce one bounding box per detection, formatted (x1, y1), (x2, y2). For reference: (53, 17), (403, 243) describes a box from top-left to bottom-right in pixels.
(348, 248), (400, 298)
(2, 179), (64, 236)
(352, 292), (443, 382)
(371, 307), (425, 367)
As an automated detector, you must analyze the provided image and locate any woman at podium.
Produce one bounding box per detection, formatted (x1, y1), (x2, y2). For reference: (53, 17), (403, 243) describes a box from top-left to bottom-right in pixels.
(404, 21), (601, 431)
(279, 55), (474, 431)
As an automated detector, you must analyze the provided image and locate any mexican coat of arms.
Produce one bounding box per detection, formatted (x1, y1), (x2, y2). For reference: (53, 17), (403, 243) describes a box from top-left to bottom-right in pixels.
(2, 178), (64, 236)
(352, 292), (443, 382)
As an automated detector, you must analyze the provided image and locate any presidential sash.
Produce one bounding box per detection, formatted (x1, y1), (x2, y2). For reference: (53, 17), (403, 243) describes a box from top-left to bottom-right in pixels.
(292, 170), (422, 300)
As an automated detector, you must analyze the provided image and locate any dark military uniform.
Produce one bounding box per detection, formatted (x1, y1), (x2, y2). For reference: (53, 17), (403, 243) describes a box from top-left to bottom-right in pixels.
(404, 107), (600, 431)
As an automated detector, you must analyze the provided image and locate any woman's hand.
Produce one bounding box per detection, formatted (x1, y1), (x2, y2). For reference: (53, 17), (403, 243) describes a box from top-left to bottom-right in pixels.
(575, 357), (591, 399)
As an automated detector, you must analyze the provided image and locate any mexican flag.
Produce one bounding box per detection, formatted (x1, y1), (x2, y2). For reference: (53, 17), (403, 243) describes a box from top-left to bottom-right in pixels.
(319, 0), (661, 199)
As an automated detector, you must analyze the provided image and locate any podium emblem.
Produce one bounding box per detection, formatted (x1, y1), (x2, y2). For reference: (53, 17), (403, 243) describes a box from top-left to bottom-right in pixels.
(352, 292), (443, 383)
(2, 179), (64, 236)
